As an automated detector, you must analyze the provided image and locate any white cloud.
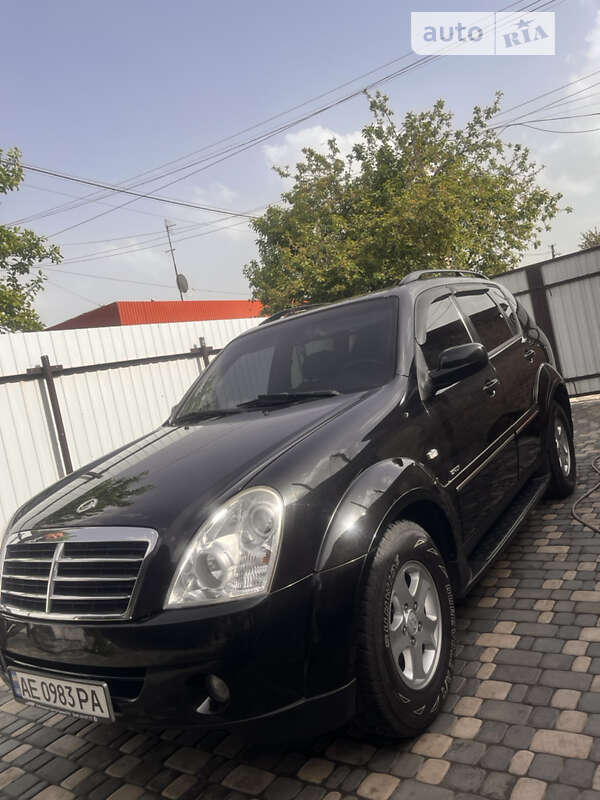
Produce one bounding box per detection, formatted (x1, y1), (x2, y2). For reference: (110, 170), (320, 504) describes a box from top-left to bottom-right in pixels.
(584, 10), (600, 64)
(192, 182), (239, 206)
(263, 125), (362, 172)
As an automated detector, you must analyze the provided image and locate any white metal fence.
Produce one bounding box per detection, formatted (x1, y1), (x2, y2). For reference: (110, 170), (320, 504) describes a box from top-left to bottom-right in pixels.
(0, 318), (261, 529)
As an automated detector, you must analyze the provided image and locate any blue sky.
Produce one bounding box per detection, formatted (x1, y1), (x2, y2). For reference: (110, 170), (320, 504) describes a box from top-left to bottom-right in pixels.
(1, 0), (599, 325)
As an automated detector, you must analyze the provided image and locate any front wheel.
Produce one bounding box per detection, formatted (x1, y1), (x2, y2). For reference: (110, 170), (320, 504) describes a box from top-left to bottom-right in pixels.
(355, 520), (455, 738)
(545, 401), (576, 498)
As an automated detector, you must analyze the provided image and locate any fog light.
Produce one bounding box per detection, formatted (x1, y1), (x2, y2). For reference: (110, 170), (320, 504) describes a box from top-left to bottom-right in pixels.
(206, 674), (230, 704)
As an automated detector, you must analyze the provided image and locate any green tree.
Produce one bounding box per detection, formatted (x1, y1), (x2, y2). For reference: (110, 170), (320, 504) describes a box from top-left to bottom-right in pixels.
(579, 226), (600, 250)
(0, 147), (62, 332)
(244, 93), (567, 312)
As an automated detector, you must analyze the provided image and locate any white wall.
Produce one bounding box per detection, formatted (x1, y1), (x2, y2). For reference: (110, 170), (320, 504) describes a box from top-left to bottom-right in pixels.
(0, 317), (261, 528)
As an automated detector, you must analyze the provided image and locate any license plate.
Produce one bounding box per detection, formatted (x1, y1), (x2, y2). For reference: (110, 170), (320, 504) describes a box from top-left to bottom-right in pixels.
(8, 668), (114, 721)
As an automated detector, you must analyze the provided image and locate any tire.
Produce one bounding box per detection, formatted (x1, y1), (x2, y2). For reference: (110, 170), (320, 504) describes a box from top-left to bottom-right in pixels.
(355, 520), (455, 739)
(545, 401), (576, 499)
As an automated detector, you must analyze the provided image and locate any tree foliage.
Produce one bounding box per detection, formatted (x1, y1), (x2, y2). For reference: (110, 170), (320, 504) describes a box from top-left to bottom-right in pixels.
(579, 226), (600, 251)
(0, 147), (62, 332)
(244, 93), (567, 312)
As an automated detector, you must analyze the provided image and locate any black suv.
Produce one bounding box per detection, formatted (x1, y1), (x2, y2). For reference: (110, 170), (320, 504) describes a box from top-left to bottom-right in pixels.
(0, 270), (576, 739)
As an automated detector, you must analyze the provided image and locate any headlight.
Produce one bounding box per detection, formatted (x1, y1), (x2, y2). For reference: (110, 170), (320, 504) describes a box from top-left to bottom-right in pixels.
(165, 487), (283, 608)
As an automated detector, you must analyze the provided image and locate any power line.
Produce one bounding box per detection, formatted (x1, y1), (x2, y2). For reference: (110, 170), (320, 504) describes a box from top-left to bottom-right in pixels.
(503, 111), (600, 127)
(43, 265), (251, 295)
(520, 122), (600, 133)
(44, 278), (103, 308)
(19, 164), (257, 219)
(12, 0), (546, 236)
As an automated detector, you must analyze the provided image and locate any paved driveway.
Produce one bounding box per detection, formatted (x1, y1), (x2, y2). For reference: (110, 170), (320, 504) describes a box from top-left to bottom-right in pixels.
(0, 399), (599, 800)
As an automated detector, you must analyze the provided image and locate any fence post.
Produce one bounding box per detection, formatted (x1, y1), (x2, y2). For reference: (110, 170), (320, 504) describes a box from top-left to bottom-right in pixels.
(27, 355), (74, 475)
(190, 337), (211, 369)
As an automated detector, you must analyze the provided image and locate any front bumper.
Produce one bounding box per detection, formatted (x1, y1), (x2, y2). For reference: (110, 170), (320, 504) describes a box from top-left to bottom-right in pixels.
(0, 572), (357, 736)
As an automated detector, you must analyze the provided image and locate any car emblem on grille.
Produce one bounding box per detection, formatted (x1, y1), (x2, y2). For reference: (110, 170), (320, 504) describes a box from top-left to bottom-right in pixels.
(76, 498), (98, 514)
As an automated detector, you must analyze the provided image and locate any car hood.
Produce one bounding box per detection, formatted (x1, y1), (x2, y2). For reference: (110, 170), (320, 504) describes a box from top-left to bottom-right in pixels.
(11, 394), (361, 535)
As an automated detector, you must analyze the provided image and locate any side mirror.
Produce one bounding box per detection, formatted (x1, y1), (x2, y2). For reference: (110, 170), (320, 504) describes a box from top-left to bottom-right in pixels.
(430, 343), (488, 391)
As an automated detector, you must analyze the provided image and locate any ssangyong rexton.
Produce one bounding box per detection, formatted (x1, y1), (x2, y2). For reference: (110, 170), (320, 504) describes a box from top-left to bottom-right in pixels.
(0, 270), (576, 738)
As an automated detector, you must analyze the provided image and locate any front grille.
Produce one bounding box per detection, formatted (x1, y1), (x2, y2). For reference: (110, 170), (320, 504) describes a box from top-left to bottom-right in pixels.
(0, 528), (158, 620)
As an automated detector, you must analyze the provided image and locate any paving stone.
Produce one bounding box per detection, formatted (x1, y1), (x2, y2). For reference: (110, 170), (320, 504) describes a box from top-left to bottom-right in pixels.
(298, 759), (336, 783)
(443, 763), (485, 793)
(106, 787), (145, 800)
(325, 742), (376, 766)
(451, 717), (481, 739)
(529, 753), (563, 781)
(444, 740), (486, 766)
(0, 767), (25, 790)
(355, 772), (399, 800)
(265, 776), (304, 800)
(30, 788), (74, 800)
(479, 770), (515, 800)
(411, 734), (452, 759)
(557, 710), (588, 732)
(161, 774), (197, 800)
(560, 757), (596, 788)
(503, 725), (535, 749)
(478, 700), (532, 725)
(551, 689), (581, 709)
(453, 697), (482, 717)
(480, 745), (513, 772)
(222, 765), (276, 795)
(415, 759), (449, 785)
(509, 777), (546, 800)
(390, 780), (453, 799)
(509, 750), (534, 776)
(531, 729), (593, 759)
(46, 735), (86, 758)
(164, 747), (211, 774)
(389, 753), (423, 779)
(476, 721), (508, 744)
(545, 786), (579, 800)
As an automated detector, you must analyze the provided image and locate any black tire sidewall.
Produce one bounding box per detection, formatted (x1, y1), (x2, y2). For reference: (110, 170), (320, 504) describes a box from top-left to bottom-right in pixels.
(547, 403), (576, 496)
(364, 523), (456, 735)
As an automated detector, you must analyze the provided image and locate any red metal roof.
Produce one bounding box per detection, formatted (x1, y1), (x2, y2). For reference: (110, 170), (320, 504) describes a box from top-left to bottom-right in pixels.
(49, 300), (264, 330)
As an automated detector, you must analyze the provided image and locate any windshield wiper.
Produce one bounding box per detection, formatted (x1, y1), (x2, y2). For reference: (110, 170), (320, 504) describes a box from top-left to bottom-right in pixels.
(171, 408), (242, 425)
(237, 390), (340, 409)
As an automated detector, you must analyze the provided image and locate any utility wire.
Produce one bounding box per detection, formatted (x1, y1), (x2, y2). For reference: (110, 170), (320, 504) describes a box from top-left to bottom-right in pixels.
(43, 265), (251, 295)
(13, 0), (546, 235)
(19, 164), (257, 219)
(520, 122), (600, 133)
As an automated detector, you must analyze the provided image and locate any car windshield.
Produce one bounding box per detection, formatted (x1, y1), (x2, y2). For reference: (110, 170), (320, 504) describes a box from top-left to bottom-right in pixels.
(172, 296), (398, 420)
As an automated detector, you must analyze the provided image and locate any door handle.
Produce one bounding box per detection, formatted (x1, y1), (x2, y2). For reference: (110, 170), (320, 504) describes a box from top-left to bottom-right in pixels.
(524, 349), (535, 363)
(483, 377), (499, 398)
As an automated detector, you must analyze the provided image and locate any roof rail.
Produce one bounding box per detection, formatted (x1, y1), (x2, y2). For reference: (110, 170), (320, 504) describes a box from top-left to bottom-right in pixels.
(259, 303), (328, 325)
(400, 269), (488, 285)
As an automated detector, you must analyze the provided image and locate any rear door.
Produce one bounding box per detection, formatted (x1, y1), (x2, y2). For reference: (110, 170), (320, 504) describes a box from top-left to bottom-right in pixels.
(416, 288), (517, 546)
(455, 285), (541, 481)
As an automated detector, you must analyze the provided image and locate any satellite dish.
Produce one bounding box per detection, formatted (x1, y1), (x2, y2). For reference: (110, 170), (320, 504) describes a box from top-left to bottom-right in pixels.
(176, 273), (189, 294)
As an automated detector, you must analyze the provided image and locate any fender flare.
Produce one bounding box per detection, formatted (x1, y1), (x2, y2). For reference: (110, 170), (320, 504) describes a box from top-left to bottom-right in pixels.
(535, 363), (572, 428)
(315, 457), (462, 573)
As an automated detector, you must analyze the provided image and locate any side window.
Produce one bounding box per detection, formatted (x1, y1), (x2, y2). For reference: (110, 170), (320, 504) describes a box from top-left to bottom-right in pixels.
(422, 295), (471, 370)
(488, 286), (521, 337)
(455, 289), (513, 352)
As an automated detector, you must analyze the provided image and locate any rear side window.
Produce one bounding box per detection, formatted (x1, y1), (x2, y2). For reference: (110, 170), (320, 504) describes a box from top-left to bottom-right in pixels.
(488, 286), (520, 337)
(422, 295), (471, 369)
(455, 289), (513, 352)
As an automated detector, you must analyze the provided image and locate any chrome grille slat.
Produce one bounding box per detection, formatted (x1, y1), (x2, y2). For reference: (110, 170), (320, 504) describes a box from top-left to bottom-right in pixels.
(0, 528), (158, 621)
